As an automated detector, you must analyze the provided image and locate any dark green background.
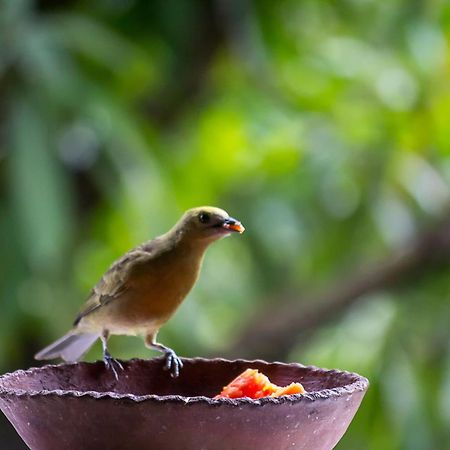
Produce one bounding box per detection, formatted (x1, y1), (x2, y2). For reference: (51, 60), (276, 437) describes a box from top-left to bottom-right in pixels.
(1, 0), (449, 448)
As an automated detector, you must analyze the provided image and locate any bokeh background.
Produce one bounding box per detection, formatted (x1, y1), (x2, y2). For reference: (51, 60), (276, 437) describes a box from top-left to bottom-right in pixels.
(1, 0), (450, 448)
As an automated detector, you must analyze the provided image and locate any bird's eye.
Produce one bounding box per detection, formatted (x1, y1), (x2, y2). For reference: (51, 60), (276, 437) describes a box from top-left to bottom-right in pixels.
(198, 212), (210, 224)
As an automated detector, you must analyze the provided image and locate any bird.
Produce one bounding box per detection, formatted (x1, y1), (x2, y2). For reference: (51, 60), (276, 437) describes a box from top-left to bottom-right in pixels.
(35, 206), (245, 378)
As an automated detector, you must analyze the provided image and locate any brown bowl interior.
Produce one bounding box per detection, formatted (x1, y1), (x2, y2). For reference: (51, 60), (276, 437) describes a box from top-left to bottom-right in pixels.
(0, 357), (361, 399)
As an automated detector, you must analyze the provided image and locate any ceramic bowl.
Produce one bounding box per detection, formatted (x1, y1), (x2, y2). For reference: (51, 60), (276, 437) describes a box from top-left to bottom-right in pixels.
(0, 357), (368, 450)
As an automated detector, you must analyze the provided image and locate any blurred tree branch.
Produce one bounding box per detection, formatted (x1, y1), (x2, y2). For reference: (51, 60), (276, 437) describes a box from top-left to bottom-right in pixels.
(225, 213), (450, 361)
(143, 0), (225, 126)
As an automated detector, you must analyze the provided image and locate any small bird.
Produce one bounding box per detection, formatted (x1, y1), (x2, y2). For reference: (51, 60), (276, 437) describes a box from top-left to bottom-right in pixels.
(35, 206), (245, 378)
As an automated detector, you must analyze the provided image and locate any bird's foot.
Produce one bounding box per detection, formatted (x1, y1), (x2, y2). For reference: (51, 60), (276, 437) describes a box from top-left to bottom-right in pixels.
(104, 353), (124, 380)
(163, 349), (183, 378)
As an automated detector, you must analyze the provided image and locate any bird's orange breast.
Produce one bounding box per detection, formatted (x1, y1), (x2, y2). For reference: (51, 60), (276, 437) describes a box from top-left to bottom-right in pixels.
(96, 246), (205, 332)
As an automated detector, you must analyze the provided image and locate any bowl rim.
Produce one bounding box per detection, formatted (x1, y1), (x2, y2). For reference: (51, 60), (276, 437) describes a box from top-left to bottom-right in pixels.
(0, 357), (369, 407)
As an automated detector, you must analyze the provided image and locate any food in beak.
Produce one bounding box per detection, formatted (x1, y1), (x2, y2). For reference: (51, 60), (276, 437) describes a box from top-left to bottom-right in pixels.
(222, 218), (245, 234)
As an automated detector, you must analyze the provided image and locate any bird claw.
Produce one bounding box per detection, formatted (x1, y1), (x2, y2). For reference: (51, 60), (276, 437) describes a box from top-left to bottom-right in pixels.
(163, 349), (183, 378)
(104, 355), (124, 380)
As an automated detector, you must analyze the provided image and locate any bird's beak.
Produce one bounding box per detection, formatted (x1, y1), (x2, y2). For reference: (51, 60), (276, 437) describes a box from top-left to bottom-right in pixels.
(221, 217), (245, 234)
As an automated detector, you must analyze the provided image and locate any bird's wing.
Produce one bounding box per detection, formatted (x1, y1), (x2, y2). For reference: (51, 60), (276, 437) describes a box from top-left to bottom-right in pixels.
(73, 242), (158, 326)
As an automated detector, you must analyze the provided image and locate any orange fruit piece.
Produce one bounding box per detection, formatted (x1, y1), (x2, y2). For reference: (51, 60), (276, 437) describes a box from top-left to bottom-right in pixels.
(215, 368), (305, 399)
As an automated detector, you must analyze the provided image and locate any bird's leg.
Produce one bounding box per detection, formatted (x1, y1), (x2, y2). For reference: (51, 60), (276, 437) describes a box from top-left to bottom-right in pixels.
(101, 330), (123, 380)
(145, 333), (183, 378)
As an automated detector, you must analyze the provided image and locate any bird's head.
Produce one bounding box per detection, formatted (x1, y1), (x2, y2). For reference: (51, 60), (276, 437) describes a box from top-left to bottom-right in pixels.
(175, 206), (245, 243)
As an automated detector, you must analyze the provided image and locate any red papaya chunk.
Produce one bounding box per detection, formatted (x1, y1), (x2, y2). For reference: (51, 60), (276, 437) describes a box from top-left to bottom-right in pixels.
(214, 368), (305, 399)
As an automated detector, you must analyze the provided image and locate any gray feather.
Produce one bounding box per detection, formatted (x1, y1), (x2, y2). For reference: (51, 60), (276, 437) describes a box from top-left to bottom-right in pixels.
(35, 332), (99, 362)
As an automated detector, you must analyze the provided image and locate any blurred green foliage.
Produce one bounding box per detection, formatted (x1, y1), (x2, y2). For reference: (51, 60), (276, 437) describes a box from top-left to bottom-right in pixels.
(0, 0), (449, 449)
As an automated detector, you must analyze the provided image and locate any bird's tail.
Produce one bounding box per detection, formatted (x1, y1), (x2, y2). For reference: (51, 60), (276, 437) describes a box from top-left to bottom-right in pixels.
(35, 332), (99, 363)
